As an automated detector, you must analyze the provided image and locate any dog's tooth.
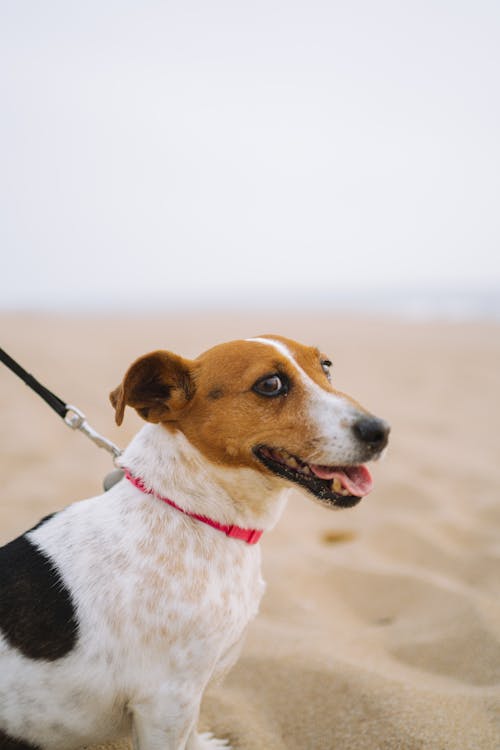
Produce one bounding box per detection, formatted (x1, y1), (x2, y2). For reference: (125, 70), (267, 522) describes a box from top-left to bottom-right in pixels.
(332, 478), (342, 493)
(302, 465), (311, 475)
(287, 457), (299, 468)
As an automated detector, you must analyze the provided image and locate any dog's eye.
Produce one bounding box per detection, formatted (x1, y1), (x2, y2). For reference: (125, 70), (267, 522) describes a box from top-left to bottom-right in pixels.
(321, 359), (332, 381)
(253, 374), (288, 397)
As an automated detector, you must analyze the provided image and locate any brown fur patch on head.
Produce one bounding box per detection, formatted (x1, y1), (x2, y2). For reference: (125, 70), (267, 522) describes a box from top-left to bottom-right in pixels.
(110, 350), (196, 425)
(175, 337), (332, 471)
(111, 335), (369, 481)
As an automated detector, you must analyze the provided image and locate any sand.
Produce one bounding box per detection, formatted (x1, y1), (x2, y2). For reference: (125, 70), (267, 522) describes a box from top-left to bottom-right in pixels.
(1, 312), (499, 749)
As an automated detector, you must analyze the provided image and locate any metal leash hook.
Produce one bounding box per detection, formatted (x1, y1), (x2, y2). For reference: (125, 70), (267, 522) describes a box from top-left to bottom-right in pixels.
(64, 404), (123, 463)
(0, 347), (125, 492)
(64, 405), (125, 491)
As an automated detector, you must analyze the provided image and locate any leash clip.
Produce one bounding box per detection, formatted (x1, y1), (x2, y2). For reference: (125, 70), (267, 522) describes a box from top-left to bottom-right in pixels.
(0, 348), (123, 467)
(64, 404), (122, 463)
(64, 404), (86, 429)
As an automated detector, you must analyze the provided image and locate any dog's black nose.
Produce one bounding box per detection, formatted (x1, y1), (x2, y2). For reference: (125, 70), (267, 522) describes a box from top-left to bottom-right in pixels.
(352, 416), (390, 450)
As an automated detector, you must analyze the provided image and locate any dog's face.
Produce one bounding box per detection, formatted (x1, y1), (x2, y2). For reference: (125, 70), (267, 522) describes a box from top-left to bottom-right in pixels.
(111, 335), (389, 508)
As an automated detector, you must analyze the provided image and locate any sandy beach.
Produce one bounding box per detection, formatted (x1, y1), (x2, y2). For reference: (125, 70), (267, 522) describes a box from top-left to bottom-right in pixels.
(1, 312), (499, 750)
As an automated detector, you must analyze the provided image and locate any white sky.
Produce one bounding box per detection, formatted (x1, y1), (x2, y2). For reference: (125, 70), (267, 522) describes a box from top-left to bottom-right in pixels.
(1, 0), (499, 309)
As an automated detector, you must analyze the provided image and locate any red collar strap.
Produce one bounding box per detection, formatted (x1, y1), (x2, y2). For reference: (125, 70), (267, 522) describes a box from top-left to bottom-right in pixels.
(124, 470), (263, 545)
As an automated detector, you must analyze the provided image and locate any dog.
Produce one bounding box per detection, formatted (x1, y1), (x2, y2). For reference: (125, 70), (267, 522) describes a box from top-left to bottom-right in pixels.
(0, 335), (389, 750)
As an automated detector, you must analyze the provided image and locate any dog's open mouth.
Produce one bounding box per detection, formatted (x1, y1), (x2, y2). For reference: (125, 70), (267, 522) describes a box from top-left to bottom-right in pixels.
(253, 445), (373, 508)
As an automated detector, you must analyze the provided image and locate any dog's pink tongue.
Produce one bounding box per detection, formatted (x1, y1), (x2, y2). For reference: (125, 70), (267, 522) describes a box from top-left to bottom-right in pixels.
(309, 464), (374, 497)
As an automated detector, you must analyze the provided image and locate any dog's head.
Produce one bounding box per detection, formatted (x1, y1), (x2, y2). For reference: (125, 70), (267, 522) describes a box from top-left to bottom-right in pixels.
(110, 335), (389, 509)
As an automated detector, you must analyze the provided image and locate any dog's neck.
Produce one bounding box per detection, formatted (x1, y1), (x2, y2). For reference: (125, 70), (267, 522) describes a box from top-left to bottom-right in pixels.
(119, 423), (289, 531)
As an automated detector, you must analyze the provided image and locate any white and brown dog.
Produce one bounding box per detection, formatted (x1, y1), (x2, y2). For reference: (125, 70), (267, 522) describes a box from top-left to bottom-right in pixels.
(0, 335), (389, 750)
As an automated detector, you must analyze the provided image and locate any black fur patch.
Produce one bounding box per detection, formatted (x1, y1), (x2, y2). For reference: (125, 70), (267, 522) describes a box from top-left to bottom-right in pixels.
(0, 533), (78, 660)
(0, 729), (40, 749)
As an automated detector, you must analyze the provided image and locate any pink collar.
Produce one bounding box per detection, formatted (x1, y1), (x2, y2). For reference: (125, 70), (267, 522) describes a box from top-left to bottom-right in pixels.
(124, 470), (263, 545)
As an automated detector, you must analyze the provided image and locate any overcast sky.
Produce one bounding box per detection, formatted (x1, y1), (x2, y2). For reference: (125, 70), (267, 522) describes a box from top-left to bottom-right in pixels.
(1, 1), (499, 310)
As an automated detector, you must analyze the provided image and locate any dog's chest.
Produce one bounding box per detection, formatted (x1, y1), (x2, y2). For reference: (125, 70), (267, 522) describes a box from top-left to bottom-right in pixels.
(48, 499), (266, 685)
(124, 526), (264, 652)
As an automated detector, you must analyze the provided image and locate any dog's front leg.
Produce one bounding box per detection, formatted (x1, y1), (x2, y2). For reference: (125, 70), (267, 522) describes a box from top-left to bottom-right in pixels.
(130, 690), (232, 750)
(130, 685), (201, 750)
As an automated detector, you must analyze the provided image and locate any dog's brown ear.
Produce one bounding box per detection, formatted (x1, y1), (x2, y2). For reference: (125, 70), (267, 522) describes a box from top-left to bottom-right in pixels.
(110, 351), (195, 426)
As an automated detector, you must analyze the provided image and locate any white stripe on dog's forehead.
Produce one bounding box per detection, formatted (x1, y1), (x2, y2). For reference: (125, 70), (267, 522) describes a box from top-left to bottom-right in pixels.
(245, 337), (329, 396)
(246, 337), (293, 361)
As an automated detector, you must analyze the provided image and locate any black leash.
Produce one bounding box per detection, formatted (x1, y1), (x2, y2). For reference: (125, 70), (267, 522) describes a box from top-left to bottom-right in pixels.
(0, 347), (122, 463)
(0, 347), (69, 419)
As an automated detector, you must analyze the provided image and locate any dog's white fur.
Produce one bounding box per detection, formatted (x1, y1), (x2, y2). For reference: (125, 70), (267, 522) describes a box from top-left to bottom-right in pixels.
(1, 426), (271, 749)
(0, 336), (388, 750)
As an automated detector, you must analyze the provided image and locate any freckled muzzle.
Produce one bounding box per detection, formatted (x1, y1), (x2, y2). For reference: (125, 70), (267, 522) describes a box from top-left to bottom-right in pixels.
(253, 445), (375, 508)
